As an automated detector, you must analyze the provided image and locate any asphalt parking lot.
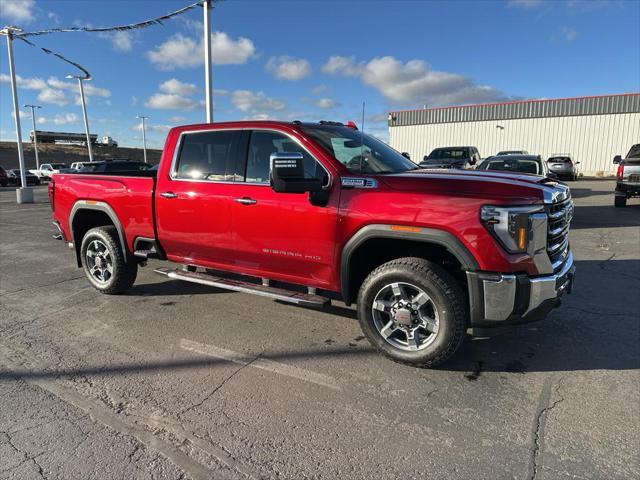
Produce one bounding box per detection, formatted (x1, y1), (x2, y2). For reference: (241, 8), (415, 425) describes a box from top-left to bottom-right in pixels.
(0, 180), (638, 480)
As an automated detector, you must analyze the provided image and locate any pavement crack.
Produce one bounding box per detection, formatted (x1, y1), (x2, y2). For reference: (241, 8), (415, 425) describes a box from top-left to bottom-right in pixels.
(178, 353), (262, 418)
(529, 378), (566, 480)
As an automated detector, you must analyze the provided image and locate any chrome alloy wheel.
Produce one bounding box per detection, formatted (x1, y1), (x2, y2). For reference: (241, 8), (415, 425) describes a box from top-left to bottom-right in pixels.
(371, 282), (440, 351)
(85, 239), (113, 284)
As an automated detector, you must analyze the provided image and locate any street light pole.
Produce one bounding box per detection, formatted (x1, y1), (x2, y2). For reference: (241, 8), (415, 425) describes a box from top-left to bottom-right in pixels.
(24, 104), (42, 170)
(1, 26), (32, 203)
(67, 74), (94, 162)
(203, 0), (213, 123)
(137, 115), (149, 164)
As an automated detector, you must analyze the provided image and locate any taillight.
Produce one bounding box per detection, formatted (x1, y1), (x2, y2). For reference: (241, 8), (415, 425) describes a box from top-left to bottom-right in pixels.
(48, 180), (55, 211)
(616, 164), (624, 179)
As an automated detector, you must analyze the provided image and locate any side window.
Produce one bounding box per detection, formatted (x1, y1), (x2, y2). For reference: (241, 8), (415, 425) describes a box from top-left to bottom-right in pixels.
(244, 130), (325, 184)
(174, 130), (237, 181)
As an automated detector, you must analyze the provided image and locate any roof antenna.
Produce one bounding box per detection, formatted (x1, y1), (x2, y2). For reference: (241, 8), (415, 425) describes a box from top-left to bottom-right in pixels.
(359, 101), (365, 174)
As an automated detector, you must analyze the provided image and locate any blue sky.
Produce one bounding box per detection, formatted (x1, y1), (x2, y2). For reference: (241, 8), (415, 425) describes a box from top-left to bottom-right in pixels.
(1, 0), (638, 148)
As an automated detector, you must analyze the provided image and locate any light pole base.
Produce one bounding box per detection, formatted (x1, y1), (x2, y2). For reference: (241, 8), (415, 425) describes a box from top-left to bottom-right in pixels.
(16, 187), (34, 204)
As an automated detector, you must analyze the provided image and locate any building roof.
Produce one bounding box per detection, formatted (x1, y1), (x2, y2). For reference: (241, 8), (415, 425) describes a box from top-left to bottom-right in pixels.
(388, 93), (640, 127)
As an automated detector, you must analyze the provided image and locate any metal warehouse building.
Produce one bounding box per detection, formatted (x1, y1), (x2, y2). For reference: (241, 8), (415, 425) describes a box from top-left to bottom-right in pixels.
(388, 93), (640, 176)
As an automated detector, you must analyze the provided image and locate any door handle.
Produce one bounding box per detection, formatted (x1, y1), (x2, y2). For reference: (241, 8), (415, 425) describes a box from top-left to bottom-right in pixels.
(235, 197), (257, 205)
(160, 192), (178, 199)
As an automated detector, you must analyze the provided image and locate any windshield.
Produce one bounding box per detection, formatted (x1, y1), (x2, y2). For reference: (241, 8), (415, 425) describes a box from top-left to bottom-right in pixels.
(300, 125), (418, 174)
(425, 148), (469, 163)
(51, 164), (66, 168)
(478, 158), (541, 175)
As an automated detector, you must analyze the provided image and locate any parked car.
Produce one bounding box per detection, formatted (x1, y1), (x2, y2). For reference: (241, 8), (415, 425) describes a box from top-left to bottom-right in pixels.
(613, 144), (640, 207)
(477, 154), (554, 178)
(79, 160), (150, 173)
(419, 146), (480, 169)
(0, 166), (8, 187)
(50, 120), (575, 367)
(496, 150), (528, 156)
(70, 161), (99, 171)
(31, 163), (67, 180)
(547, 154), (579, 181)
(7, 169), (40, 186)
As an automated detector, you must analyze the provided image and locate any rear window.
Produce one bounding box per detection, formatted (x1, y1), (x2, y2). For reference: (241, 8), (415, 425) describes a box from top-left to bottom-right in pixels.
(548, 157), (571, 163)
(480, 159), (541, 175)
(428, 148), (469, 160)
(103, 162), (147, 172)
(174, 130), (237, 181)
(627, 144), (640, 159)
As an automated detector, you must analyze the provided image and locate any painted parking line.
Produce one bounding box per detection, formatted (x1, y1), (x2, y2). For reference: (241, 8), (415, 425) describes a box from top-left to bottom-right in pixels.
(179, 338), (341, 391)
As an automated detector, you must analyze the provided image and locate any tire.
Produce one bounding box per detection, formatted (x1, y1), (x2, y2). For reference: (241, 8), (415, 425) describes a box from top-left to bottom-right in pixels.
(614, 196), (627, 207)
(357, 257), (468, 368)
(80, 226), (137, 294)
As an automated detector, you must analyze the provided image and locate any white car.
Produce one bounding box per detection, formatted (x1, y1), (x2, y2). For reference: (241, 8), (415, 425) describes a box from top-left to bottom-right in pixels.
(30, 163), (67, 179)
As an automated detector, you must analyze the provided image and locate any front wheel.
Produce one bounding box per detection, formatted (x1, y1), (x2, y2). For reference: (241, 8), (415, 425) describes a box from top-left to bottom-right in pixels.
(614, 195), (627, 207)
(357, 257), (468, 368)
(80, 226), (137, 294)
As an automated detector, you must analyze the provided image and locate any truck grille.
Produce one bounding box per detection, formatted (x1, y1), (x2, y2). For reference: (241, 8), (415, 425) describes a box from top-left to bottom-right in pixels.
(546, 197), (573, 272)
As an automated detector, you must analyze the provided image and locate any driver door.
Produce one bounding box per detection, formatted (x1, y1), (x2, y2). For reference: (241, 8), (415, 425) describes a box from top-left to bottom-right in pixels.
(229, 129), (339, 288)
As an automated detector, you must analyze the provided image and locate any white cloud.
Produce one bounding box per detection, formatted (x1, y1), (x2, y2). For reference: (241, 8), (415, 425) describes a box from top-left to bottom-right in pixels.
(231, 90), (286, 113)
(159, 78), (197, 96)
(322, 55), (508, 107)
(132, 122), (171, 134)
(266, 56), (311, 81)
(147, 31), (256, 70)
(311, 85), (329, 95)
(38, 88), (68, 106)
(0, 73), (46, 90)
(145, 93), (198, 110)
(1, 0), (36, 22)
(507, 0), (544, 7)
(560, 26), (578, 41)
(46, 76), (111, 97)
(98, 31), (134, 52)
(322, 56), (362, 76)
(314, 98), (336, 109)
(52, 112), (79, 125)
(168, 116), (187, 123)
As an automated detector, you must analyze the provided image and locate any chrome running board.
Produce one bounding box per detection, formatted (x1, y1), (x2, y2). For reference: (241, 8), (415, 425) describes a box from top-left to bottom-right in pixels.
(154, 267), (329, 308)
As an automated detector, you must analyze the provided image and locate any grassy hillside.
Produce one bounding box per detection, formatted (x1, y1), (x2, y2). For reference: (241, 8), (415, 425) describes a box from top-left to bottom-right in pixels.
(0, 141), (162, 170)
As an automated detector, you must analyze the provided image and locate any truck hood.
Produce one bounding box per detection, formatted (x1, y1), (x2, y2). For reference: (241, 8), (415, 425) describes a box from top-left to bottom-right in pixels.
(378, 168), (568, 204)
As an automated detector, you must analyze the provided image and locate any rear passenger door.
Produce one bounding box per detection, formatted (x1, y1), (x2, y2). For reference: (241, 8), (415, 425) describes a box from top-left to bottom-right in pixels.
(155, 129), (243, 267)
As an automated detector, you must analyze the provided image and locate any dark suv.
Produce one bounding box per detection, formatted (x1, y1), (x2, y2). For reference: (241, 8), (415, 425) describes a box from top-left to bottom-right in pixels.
(420, 146), (480, 169)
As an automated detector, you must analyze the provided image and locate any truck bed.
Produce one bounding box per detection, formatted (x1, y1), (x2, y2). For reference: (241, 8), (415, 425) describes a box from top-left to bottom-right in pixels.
(51, 172), (157, 253)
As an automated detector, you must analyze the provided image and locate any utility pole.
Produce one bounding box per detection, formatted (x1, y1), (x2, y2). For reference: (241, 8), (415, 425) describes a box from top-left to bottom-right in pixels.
(24, 104), (42, 169)
(137, 115), (149, 163)
(1, 26), (32, 203)
(203, 0), (213, 123)
(67, 74), (94, 162)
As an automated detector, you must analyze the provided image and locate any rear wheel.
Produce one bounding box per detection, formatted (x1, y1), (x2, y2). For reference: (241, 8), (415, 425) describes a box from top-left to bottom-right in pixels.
(614, 195), (627, 207)
(80, 226), (137, 294)
(357, 257), (468, 368)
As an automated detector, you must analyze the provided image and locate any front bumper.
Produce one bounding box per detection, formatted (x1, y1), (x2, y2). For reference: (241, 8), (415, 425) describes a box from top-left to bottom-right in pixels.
(466, 252), (575, 327)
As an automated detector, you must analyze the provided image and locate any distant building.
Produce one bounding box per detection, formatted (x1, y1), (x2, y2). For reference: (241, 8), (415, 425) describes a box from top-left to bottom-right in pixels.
(388, 93), (640, 176)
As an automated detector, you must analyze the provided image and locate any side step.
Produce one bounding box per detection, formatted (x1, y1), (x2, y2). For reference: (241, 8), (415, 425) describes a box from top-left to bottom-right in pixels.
(154, 267), (330, 308)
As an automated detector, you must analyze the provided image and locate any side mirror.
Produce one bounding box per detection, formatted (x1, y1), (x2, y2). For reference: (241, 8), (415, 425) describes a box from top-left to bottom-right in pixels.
(401, 152), (411, 160)
(270, 152), (322, 194)
(613, 155), (622, 164)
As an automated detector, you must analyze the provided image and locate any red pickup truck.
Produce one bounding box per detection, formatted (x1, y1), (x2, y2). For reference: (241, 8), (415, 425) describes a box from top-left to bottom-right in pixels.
(49, 120), (575, 367)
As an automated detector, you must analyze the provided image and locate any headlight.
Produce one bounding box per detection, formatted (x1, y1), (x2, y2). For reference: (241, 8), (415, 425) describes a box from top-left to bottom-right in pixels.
(481, 205), (544, 254)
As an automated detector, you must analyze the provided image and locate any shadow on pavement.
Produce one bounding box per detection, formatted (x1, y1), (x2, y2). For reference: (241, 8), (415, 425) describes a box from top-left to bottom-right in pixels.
(128, 280), (229, 297)
(571, 204), (640, 229)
